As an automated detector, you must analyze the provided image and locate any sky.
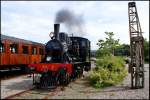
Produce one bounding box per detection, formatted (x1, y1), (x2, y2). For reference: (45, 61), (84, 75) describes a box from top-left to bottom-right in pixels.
(1, 1), (149, 50)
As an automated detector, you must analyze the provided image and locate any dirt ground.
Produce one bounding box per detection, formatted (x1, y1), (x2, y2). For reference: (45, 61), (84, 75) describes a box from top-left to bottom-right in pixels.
(48, 64), (149, 99)
(1, 63), (149, 99)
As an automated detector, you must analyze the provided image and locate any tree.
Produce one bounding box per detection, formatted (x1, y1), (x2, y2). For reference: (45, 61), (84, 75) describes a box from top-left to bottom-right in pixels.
(114, 44), (130, 56)
(144, 38), (149, 63)
(96, 32), (120, 57)
(91, 32), (128, 88)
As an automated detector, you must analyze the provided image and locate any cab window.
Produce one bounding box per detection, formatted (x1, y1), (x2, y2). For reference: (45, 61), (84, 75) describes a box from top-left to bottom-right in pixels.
(10, 43), (18, 53)
(22, 45), (29, 54)
(81, 40), (86, 47)
(0, 42), (5, 53)
(32, 47), (37, 55)
(39, 48), (44, 55)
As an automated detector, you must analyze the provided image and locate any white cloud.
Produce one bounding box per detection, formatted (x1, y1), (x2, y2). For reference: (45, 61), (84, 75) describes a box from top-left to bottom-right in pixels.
(1, 1), (149, 50)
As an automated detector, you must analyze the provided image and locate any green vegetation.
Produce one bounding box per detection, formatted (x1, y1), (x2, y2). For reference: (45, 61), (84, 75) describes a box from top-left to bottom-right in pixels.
(89, 32), (127, 88)
(89, 55), (127, 88)
(114, 38), (149, 63)
(96, 32), (120, 57)
(114, 44), (130, 56)
(89, 32), (149, 88)
(144, 38), (149, 63)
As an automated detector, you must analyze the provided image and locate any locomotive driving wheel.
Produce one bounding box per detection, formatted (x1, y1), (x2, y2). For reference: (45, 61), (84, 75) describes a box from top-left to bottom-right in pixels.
(59, 72), (70, 86)
(57, 68), (70, 86)
(76, 66), (83, 78)
(78, 68), (83, 78)
(65, 72), (70, 85)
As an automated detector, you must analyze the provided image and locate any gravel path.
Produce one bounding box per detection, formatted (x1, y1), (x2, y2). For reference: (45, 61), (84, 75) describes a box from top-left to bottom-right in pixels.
(48, 64), (149, 99)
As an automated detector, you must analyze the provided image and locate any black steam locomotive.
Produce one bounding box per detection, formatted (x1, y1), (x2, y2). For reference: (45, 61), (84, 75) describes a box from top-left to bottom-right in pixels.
(28, 24), (91, 88)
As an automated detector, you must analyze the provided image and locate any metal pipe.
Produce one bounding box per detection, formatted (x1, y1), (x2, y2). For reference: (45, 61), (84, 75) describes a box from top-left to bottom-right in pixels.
(54, 24), (60, 40)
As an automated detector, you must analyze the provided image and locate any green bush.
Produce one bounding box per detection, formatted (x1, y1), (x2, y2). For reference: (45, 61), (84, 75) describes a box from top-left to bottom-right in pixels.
(145, 55), (149, 63)
(89, 55), (127, 88)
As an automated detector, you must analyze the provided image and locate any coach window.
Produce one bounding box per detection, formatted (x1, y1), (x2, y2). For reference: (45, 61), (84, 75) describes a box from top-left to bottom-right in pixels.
(0, 42), (5, 53)
(32, 47), (37, 55)
(39, 48), (44, 55)
(10, 43), (18, 53)
(22, 45), (28, 54)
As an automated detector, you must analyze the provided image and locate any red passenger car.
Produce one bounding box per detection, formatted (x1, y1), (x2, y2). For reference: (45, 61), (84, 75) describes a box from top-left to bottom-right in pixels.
(0, 34), (45, 71)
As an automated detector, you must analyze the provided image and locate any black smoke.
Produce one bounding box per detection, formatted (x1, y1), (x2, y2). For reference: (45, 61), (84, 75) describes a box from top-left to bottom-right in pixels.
(55, 9), (85, 36)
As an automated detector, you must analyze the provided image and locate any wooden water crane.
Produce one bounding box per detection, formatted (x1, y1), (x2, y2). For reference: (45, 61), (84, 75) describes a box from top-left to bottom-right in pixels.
(128, 2), (144, 89)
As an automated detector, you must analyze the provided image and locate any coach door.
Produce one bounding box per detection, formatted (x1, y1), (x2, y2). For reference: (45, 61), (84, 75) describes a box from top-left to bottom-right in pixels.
(39, 47), (44, 62)
(9, 42), (19, 65)
(21, 44), (30, 64)
(31, 46), (38, 64)
(0, 41), (7, 65)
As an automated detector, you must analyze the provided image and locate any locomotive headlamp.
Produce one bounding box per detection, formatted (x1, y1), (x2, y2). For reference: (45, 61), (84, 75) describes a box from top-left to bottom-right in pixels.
(46, 56), (51, 61)
(49, 32), (54, 39)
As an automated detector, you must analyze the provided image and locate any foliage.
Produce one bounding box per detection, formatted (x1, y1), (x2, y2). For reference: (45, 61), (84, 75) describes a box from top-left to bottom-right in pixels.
(114, 38), (149, 63)
(89, 31), (128, 88)
(96, 32), (120, 57)
(89, 55), (127, 88)
(114, 44), (130, 56)
(144, 38), (149, 63)
(96, 32), (149, 63)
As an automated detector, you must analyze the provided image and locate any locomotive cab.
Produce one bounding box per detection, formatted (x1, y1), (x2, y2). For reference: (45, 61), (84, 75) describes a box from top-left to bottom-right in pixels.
(69, 37), (91, 71)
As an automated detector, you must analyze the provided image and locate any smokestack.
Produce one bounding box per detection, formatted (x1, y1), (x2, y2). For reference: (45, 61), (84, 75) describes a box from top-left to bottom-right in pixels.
(54, 24), (60, 40)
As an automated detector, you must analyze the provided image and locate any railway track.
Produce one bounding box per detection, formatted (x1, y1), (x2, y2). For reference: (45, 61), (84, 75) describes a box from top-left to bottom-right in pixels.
(3, 86), (65, 99)
(4, 87), (34, 99)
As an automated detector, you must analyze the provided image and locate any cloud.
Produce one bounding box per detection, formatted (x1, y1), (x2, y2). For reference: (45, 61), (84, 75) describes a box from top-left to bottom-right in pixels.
(1, 1), (149, 50)
(1, 12), (52, 43)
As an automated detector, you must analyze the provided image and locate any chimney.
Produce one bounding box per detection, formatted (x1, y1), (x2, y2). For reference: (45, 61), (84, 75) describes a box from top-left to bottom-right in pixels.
(54, 24), (60, 40)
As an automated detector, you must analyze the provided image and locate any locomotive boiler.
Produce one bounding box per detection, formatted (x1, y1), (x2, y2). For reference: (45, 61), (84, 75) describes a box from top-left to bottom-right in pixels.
(28, 24), (91, 88)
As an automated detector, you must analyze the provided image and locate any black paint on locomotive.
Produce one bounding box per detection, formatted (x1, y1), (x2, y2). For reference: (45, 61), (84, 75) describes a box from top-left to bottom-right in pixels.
(31, 24), (91, 88)
(44, 24), (91, 70)
(69, 37), (90, 62)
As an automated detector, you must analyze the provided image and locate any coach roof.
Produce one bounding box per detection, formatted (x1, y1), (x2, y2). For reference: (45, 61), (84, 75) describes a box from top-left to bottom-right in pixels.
(1, 34), (44, 45)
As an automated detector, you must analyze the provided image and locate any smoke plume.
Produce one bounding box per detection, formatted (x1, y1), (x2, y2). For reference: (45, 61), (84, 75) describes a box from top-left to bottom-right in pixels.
(55, 9), (85, 36)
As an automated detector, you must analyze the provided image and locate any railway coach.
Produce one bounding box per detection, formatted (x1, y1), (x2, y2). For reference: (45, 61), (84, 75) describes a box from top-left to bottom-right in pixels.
(0, 34), (45, 72)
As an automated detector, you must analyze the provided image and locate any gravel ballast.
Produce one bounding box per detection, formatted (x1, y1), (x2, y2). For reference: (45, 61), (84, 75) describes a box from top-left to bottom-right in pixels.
(48, 64), (149, 99)
(1, 64), (149, 99)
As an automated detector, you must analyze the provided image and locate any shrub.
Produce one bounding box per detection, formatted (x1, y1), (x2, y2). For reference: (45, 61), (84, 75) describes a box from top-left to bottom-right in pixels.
(89, 55), (127, 88)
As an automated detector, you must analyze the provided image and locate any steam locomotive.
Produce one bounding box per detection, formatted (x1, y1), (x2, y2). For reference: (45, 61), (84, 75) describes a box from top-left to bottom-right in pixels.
(28, 24), (91, 88)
